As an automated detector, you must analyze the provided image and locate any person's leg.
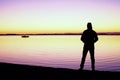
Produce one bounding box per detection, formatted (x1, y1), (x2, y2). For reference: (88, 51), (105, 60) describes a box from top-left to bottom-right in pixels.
(89, 45), (95, 71)
(80, 45), (88, 70)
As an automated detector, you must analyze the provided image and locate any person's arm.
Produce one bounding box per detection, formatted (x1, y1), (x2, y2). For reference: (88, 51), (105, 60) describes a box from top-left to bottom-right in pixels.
(81, 31), (85, 43)
(94, 32), (98, 43)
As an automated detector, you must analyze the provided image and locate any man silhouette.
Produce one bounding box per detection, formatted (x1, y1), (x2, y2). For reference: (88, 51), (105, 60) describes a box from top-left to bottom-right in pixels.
(80, 22), (98, 71)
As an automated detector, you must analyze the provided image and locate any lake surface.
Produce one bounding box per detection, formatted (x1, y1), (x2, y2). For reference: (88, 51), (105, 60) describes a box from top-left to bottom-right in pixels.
(0, 35), (120, 72)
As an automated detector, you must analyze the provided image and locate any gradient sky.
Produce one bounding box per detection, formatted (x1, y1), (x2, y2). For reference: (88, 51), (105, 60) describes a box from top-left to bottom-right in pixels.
(0, 0), (120, 34)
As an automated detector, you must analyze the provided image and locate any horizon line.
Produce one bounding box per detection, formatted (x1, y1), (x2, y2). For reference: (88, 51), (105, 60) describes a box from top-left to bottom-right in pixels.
(0, 32), (120, 35)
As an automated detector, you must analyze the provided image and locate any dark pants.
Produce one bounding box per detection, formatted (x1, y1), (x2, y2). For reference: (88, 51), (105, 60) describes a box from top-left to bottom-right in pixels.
(80, 44), (95, 71)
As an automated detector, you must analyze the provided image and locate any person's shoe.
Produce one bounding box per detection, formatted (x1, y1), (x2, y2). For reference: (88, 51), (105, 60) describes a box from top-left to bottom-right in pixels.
(78, 68), (83, 71)
(92, 69), (95, 72)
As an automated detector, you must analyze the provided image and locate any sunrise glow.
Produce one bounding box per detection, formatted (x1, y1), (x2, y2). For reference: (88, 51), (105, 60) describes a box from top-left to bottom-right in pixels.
(0, 0), (120, 34)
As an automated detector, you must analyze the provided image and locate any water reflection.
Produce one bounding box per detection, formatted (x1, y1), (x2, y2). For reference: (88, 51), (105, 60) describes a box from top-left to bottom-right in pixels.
(0, 35), (120, 71)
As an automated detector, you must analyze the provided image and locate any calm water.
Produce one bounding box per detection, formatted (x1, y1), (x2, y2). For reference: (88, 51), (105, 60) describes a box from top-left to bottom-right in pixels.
(0, 35), (120, 72)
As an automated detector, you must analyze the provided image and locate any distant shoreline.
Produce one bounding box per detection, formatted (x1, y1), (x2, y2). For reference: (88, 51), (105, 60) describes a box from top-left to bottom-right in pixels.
(0, 32), (120, 36)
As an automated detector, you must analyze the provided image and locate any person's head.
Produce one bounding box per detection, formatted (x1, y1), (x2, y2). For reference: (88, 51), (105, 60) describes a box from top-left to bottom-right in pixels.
(87, 22), (92, 30)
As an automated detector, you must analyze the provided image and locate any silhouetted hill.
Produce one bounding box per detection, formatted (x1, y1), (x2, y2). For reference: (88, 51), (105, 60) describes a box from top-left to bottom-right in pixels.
(0, 62), (120, 80)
